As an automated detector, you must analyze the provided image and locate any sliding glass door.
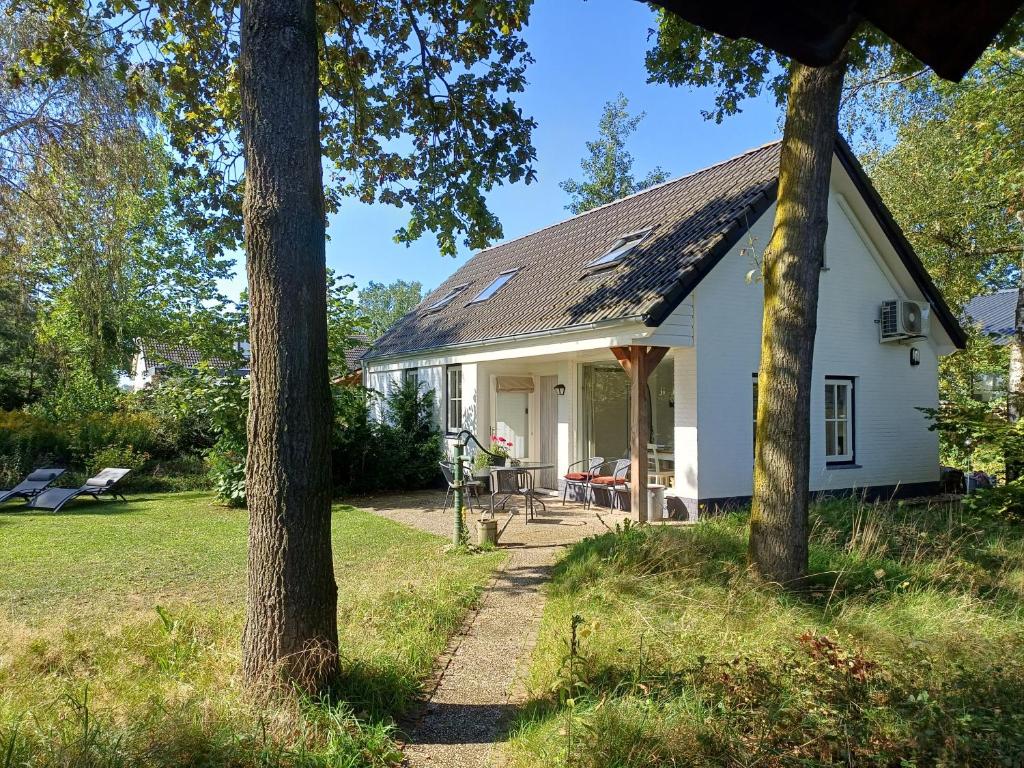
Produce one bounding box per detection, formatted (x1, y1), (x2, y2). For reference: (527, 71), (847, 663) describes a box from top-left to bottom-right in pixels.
(579, 359), (674, 462)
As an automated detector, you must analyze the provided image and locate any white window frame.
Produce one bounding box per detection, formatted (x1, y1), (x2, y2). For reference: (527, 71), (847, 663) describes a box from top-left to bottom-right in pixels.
(824, 377), (855, 464)
(446, 364), (463, 434)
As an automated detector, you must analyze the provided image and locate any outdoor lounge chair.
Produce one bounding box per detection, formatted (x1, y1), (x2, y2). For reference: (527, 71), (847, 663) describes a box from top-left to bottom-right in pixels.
(0, 468), (66, 504)
(26, 468), (131, 513)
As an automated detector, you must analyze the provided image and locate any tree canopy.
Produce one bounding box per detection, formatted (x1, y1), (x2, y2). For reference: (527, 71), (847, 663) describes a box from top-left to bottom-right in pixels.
(560, 93), (668, 214)
(358, 279), (423, 340)
(9, 0), (538, 258)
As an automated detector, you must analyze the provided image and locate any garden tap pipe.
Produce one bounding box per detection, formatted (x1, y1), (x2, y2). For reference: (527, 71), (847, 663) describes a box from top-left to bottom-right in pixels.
(450, 430), (504, 545)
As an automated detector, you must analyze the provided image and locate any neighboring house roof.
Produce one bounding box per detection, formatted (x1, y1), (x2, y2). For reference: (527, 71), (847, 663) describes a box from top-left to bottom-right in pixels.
(964, 289), (1017, 342)
(142, 341), (248, 372)
(366, 138), (965, 361)
(344, 335), (370, 372)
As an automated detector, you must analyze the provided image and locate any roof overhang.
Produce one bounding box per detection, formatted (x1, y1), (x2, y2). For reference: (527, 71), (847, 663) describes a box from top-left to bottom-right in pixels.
(646, 0), (1022, 81)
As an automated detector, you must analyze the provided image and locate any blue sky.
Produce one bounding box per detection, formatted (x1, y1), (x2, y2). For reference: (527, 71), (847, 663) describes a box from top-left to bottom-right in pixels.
(221, 0), (783, 300)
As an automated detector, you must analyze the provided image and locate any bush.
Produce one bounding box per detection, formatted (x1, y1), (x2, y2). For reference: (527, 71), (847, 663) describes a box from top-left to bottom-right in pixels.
(31, 366), (119, 422)
(70, 411), (164, 466)
(332, 380), (443, 494)
(0, 411), (68, 483)
(88, 444), (151, 477)
(963, 478), (1024, 520)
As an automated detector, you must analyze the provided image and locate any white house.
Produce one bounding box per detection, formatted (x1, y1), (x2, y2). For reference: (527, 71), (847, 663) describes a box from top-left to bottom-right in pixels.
(129, 341), (251, 391)
(362, 139), (966, 519)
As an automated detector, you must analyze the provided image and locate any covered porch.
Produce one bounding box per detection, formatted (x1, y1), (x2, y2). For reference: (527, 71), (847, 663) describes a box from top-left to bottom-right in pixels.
(459, 343), (693, 522)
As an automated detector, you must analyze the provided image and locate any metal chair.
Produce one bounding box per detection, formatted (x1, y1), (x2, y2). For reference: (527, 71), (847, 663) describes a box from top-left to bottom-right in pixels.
(561, 456), (604, 508)
(490, 466), (546, 523)
(439, 461), (483, 514)
(588, 458), (631, 510)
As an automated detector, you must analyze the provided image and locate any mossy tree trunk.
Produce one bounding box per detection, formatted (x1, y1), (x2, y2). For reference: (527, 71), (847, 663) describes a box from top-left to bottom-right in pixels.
(749, 57), (847, 586)
(1007, 255), (1024, 480)
(238, 0), (339, 693)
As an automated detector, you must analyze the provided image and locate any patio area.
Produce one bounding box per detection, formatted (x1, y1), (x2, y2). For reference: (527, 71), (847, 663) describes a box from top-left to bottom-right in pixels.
(349, 487), (622, 550)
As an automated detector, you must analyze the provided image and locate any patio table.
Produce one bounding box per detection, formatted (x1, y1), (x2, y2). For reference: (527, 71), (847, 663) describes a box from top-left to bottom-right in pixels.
(487, 463), (554, 522)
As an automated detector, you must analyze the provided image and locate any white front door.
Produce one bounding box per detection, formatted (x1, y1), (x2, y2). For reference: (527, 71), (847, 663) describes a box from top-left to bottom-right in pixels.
(494, 391), (529, 459)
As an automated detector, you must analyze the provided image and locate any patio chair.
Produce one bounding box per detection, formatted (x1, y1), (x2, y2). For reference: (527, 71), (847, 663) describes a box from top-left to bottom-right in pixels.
(26, 468), (131, 513)
(439, 462), (484, 515)
(648, 444), (674, 487)
(490, 466), (546, 522)
(561, 456), (604, 508)
(0, 468), (66, 504)
(588, 458), (631, 510)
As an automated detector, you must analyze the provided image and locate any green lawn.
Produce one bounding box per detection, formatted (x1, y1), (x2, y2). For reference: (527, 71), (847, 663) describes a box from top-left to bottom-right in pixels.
(506, 502), (1024, 767)
(0, 492), (504, 767)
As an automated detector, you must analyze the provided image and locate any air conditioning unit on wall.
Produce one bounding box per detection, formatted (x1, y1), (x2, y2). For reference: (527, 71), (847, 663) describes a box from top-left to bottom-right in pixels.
(879, 299), (929, 342)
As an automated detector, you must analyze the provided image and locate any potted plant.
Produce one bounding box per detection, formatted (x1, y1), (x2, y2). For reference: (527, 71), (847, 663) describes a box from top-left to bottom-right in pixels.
(488, 435), (513, 466)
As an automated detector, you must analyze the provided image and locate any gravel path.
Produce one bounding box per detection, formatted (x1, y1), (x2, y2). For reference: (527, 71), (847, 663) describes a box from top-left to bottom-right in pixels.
(350, 490), (615, 767)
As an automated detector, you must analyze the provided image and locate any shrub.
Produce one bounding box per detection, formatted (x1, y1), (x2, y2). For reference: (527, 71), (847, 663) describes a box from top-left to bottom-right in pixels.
(331, 380), (443, 494)
(88, 444), (151, 477)
(31, 366), (119, 422)
(963, 478), (1024, 520)
(194, 374), (249, 506)
(70, 411), (163, 465)
(124, 374), (218, 457)
(0, 411), (69, 483)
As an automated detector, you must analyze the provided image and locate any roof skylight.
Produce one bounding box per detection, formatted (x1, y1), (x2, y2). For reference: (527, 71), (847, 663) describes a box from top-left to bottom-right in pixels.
(469, 269), (519, 304)
(426, 284), (467, 312)
(585, 230), (651, 270)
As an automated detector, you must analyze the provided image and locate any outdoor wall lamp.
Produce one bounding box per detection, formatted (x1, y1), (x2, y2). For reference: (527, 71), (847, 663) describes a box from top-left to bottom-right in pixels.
(553, 383), (566, 396)
(910, 347), (921, 367)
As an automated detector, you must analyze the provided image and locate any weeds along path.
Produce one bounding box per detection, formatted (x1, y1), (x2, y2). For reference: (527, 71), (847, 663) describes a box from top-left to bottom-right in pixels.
(354, 491), (610, 767)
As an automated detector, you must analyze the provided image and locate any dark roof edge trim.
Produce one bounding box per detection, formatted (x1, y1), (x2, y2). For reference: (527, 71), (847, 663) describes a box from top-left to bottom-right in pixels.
(643, 181), (778, 327)
(834, 137), (967, 350)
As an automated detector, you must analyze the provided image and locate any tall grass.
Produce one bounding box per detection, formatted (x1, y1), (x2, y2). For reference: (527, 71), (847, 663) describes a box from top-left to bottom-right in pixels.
(507, 502), (1024, 767)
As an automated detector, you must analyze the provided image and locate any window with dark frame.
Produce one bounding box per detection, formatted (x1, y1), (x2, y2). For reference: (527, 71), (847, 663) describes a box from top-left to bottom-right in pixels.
(824, 377), (855, 464)
(584, 229), (651, 270)
(468, 269), (519, 304)
(402, 367), (418, 385)
(446, 365), (463, 433)
(426, 285), (468, 313)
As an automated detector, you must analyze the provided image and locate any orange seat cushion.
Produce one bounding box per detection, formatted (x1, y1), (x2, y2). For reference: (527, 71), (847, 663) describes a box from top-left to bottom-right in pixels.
(563, 472), (595, 481)
(589, 475), (619, 485)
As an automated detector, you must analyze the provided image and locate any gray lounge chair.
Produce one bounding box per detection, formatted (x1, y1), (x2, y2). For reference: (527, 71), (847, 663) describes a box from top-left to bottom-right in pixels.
(26, 468), (131, 513)
(0, 468), (66, 504)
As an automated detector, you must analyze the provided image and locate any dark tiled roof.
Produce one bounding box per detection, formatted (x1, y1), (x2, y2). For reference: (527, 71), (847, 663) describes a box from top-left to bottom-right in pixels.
(964, 290), (1017, 342)
(144, 342), (248, 372)
(344, 335), (370, 372)
(368, 142), (782, 359)
(367, 139), (966, 359)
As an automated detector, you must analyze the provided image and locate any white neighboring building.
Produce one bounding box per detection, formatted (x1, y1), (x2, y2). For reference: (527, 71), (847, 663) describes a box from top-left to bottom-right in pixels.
(362, 140), (966, 518)
(130, 341), (251, 390)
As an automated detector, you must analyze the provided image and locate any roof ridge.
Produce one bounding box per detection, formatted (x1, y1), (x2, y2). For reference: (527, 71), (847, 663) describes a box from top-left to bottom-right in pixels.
(472, 138), (783, 258)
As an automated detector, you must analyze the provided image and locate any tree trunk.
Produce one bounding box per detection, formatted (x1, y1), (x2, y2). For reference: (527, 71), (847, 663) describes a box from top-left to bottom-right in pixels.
(749, 58), (846, 586)
(239, 0), (339, 693)
(1007, 252), (1024, 480)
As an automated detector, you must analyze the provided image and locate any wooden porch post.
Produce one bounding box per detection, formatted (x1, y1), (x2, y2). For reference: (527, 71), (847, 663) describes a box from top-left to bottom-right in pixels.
(611, 345), (669, 523)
